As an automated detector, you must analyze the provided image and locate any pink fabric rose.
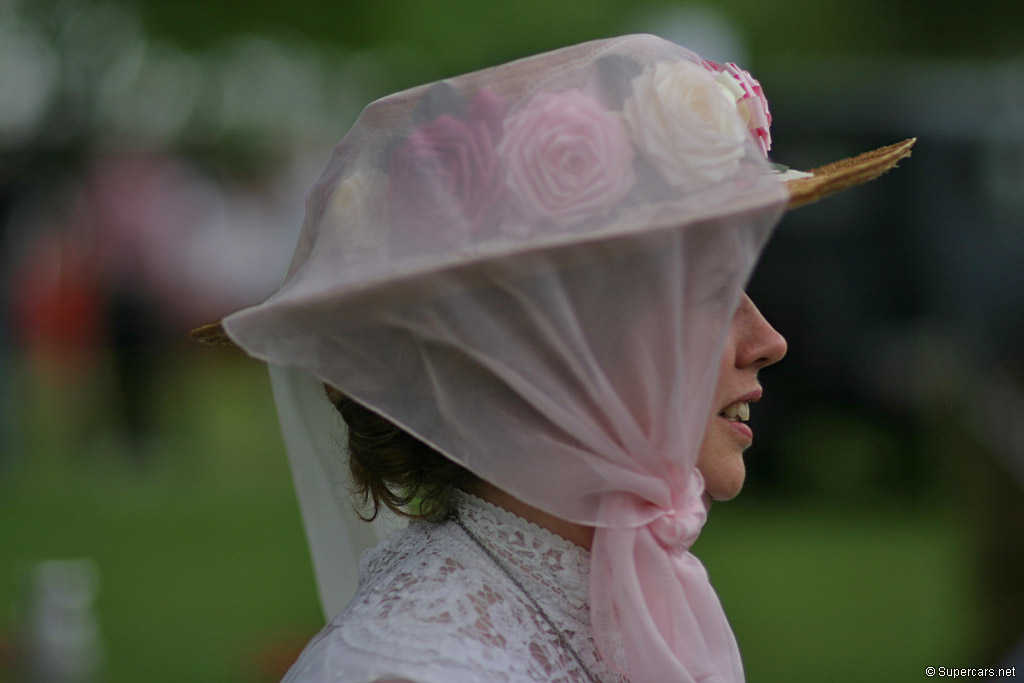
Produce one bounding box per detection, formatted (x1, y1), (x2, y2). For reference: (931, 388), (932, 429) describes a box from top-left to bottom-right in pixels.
(703, 59), (772, 157)
(498, 89), (635, 227)
(388, 89), (507, 247)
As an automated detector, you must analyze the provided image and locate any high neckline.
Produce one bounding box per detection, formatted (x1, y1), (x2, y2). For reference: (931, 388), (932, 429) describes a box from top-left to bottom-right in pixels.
(450, 489), (592, 613)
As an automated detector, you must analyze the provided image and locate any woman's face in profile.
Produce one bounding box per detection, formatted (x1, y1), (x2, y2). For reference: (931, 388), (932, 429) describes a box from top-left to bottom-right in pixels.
(697, 294), (786, 501)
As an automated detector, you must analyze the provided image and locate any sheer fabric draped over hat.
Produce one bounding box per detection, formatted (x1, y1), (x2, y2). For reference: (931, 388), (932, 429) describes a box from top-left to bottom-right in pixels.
(226, 34), (788, 682)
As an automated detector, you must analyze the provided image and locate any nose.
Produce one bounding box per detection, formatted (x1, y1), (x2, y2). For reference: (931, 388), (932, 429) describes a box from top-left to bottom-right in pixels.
(733, 294), (787, 370)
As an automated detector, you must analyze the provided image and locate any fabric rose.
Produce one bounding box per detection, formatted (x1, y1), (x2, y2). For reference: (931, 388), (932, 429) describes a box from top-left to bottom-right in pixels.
(703, 59), (772, 157)
(623, 60), (747, 189)
(388, 89), (507, 247)
(498, 89), (635, 227)
(322, 169), (389, 252)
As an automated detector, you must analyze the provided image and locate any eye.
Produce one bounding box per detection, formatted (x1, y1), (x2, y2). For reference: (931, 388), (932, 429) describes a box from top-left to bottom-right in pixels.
(708, 284), (732, 305)
(702, 283), (738, 311)
(687, 267), (741, 314)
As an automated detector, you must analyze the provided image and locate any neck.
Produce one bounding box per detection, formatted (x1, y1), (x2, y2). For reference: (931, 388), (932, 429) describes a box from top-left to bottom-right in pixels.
(465, 482), (595, 550)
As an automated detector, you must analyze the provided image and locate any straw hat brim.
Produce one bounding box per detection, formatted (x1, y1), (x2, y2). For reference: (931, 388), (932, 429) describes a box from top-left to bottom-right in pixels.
(785, 138), (915, 210)
(191, 138), (915, 348)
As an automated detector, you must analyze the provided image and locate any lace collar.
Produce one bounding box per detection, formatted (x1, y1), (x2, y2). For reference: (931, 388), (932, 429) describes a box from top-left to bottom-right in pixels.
(449, 489), (592, 615)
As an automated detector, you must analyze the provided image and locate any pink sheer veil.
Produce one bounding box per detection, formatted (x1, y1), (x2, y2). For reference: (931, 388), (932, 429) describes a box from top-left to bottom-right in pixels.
(225, 35), (788, 682)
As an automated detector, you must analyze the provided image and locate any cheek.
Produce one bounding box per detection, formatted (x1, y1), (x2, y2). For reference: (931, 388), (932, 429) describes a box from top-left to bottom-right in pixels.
(697, 332), (744, 500)
(697, 419), (747, 501)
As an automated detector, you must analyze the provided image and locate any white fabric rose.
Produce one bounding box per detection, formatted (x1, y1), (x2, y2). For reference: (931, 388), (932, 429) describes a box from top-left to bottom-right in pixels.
(322, 169), (389, 251)
(623, 60), (747, 189)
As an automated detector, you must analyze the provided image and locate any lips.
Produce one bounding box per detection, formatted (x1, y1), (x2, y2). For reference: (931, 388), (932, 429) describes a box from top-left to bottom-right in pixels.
(717, 390), (761, 442)
(717, 389), (761, 422)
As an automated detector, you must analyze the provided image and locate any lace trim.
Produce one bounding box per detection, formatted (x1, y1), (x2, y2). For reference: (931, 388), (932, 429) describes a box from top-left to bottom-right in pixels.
(303, 490), (627, 681)
(450, 490), (592, 614)
(450, 490), (591, 560)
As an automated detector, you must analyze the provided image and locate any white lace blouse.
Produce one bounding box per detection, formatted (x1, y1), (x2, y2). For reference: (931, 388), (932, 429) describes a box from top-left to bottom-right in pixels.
(282, 491), (628, 682)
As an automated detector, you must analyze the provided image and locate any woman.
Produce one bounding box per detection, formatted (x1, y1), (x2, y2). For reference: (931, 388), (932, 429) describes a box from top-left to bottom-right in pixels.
(193, 34), (913, 682)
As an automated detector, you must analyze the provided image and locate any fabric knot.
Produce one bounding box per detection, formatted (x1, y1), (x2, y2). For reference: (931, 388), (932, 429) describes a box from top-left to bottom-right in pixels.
(647, 470), (708, 552)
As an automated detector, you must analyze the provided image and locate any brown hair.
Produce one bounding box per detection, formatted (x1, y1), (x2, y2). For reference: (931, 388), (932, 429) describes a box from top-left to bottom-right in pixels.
(324, 385), (478, 521)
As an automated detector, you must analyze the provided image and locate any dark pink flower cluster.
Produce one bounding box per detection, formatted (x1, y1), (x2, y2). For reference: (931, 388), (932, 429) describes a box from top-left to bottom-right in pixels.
(387, 89), (508, 248)
(702, 59), (772, 157)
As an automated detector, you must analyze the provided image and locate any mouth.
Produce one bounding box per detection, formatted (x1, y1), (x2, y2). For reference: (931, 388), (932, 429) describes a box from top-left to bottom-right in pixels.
(718, 401), (750, 422)
(716, 391), (760, 442)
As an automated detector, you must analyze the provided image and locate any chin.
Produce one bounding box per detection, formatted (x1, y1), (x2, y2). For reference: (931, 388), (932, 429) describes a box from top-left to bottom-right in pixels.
(699, 459), (746, 501)
(707, 480), (744, 501)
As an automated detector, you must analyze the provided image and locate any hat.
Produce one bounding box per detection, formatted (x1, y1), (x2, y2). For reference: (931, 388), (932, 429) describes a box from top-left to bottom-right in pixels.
(191, 35), (913, 682)
(191, 41), (913, 348)
(191, 131), (914, 346)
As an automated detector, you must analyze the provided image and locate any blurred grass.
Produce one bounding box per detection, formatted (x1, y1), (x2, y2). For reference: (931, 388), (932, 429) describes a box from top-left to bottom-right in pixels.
(0, 348), (324, 682)
(698, 500), (980, 682)
(0, 348), (981, 681)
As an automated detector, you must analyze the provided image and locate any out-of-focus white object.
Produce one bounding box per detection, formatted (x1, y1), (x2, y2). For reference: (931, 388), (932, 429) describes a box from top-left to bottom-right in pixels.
(20, 559), (103, 683)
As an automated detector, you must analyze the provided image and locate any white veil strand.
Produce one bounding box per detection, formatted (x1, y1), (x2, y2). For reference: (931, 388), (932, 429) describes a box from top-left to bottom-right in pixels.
(226, 35), (789, 682)
(268, 365), (401, 619)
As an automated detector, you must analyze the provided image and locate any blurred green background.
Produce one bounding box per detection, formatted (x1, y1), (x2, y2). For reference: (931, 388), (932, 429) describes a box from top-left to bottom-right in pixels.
(2, 0), (1022, 681)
